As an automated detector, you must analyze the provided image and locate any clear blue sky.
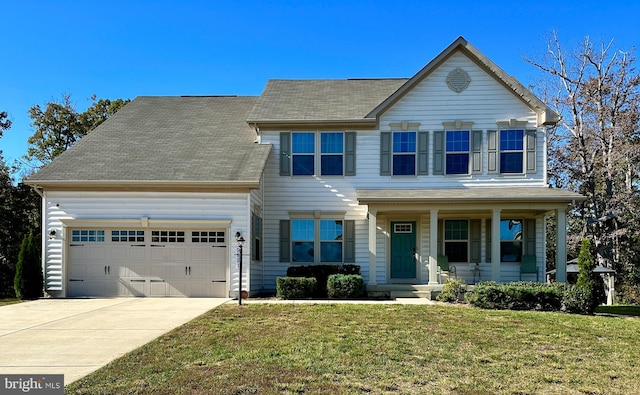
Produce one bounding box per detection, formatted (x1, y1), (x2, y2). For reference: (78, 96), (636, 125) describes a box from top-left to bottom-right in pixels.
(2, 0), (638, 171)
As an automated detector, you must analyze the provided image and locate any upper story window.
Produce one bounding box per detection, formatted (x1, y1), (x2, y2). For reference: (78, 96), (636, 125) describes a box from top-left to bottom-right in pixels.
(320, 132), (344, 175)
(281, 132), (355, 176)
(292, 132), (315, 175)
(392, 131), (416, 175)
(445, 131), (470, 174)
(499, 130), (524, 173)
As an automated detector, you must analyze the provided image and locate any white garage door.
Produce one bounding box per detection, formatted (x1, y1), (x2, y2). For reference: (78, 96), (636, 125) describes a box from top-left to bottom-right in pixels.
(67, 228), (228, 297)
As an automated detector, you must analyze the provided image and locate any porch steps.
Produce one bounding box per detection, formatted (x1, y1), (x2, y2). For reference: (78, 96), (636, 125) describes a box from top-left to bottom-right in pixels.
(367, 284), (443, 300)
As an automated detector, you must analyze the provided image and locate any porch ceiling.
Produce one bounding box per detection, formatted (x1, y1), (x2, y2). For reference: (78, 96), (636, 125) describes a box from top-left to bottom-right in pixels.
(357, 187), (586, 210)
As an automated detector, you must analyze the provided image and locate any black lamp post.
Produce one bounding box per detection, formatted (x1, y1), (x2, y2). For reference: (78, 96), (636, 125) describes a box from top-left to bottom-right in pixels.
(235, 232), (245, 305)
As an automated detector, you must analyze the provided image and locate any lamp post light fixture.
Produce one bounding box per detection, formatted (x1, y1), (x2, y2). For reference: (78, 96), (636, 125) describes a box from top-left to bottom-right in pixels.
(235, 232), (245, 306)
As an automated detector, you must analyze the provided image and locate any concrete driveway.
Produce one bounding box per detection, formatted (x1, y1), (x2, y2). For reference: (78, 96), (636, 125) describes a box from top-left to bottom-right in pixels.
(0, 298), (229, 385)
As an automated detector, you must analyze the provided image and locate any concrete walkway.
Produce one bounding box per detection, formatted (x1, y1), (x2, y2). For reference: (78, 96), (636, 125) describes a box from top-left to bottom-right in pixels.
(0, 298), (229, 384)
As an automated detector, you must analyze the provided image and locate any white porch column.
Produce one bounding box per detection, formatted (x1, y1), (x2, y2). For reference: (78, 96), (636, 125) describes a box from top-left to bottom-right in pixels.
(555, 208), (567, 283)
(428, 209), (439, 285)
(491, 209), (501, 282)
(368, 210), (377, 286)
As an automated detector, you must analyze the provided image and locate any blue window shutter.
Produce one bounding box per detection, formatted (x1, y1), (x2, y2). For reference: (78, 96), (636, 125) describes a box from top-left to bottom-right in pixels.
(280, 132), (291, 176)
(526, 130), (537, 174)
(472, 130), (482, 174)
(279, 220), (290, 262)
(380, 132), (391, 176)
(487, 130), (498, 173)
(433, 131), (444, 175)
(417, 131), (429, 175)
(345, 132), (356, 176)
(343, 220), (356, 263)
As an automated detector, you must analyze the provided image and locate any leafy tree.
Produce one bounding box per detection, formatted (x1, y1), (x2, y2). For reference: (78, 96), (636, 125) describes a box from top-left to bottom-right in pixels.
(526, 32), (640, 283)
(1, 112), (39, 297)
(0, 111), (11, 138)
(24, 95), (130, 168)
(14, 231), (42, 300)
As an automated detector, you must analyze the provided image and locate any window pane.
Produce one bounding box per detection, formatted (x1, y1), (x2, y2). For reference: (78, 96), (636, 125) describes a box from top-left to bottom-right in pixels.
(500, 219), (522, 240)
(292, 219), (314, 240)
(292, 155), (314, 175)
(321, 155), (343, 175)
(393, 154), (415, 175)
(321, 242), (342, 262)
(501, 241), (522, 262)
(500, 130), (523, 150)
(292, 133), (314, 153)
(446, 153), (469, 174)
(292, 242), (314, 262)
(446, 131), (469, 152)
(320, 220), (342, 241)
(321, 133), (343, 153)
(445, 220), (468, 240)
(445, 242), (468, 262)
(500, 152), (523, 173)
(393, 132), (416, 153)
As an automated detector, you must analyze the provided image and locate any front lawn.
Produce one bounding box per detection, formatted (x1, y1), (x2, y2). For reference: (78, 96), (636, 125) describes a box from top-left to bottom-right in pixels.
(67, 304), (640, 394)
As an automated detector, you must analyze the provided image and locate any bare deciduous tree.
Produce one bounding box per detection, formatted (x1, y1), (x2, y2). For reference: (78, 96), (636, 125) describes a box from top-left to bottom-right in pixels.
(526, 32), (640, 280)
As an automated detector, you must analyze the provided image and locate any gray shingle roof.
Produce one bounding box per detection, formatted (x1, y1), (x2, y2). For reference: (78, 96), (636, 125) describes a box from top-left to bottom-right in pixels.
(247, 79), (408, 122)
(357, 187), (587, 204)
(26, 96), (271, 185)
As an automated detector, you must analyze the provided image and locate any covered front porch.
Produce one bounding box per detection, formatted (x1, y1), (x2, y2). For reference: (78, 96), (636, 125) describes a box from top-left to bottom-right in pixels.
(357, 187), (586, 288)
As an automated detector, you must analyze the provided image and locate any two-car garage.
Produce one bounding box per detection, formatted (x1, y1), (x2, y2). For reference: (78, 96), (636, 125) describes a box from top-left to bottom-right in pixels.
(66, 228), (228, 298)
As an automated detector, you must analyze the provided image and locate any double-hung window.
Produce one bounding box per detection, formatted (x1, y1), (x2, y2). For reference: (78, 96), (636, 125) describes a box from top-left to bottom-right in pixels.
(320, 132), (344, 175)
(444, 220), (468, 262)
(291, 132), (315, 175)
(500, 219), (523, 262)
(392, 131), (416, 175)
(285, 132), (349, 176)
(500, 130), (524, 173)
(445, 131), (470, 174)
(291, 219), (343, 262)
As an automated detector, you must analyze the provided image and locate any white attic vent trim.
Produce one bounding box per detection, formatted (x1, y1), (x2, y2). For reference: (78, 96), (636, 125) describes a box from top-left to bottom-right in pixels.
(446, 68), (471, 93)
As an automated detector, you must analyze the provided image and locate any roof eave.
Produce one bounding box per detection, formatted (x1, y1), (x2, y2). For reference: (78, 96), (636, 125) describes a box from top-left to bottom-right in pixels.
(247, 118), (378, 130)
(24, 180), (261, 193)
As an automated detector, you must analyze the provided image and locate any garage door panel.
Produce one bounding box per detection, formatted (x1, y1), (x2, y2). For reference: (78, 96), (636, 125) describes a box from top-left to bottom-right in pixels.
(68, 228), (228, 297)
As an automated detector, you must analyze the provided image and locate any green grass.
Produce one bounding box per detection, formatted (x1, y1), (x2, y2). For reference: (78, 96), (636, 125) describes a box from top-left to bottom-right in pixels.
(67, 304), (640, 394)
(0, 298), (20, 306)
(596, 304), (640, 317)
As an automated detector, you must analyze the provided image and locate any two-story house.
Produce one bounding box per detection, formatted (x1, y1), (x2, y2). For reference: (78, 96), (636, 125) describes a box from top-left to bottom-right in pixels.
(26, 37), (584, 299)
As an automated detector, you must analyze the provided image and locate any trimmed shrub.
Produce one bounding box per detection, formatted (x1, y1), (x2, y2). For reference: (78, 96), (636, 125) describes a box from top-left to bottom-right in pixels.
(286, 265), (361, 297)
(561, 285), (597, 315)
(276, 277), (317, 299)
(570, 238), (606, 314)
(436, 279), (468, 303)
(13, 231), (42, 300)
(327, 274), (365, 299)
(465, 281), (567, 311)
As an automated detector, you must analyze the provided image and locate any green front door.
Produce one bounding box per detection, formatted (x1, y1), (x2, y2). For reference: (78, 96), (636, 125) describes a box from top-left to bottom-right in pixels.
(391, 222), (416, 279)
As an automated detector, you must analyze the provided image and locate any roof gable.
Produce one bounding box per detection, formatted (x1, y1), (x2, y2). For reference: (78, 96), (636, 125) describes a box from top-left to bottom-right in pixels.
(367, 36), (559, 126)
